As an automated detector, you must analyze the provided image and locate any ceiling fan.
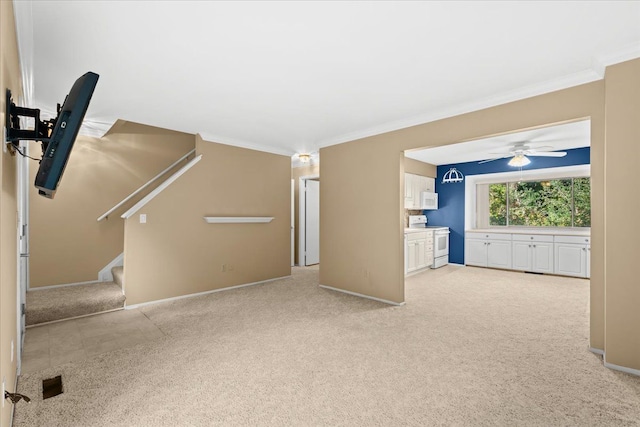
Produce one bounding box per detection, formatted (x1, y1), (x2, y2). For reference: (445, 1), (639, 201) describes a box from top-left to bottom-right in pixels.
(478, 141), (567, 166)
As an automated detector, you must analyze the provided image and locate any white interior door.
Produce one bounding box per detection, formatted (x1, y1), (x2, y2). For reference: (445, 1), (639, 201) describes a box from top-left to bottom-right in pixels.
(17, 140), (29, 372)
(305, 179), (320, 265)
(291, 179), (295, 267)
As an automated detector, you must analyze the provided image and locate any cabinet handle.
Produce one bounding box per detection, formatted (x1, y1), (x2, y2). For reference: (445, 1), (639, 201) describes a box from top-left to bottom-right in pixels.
(582, 247), (586, 251)
(533, 245), (536, 248)
(487, 242), (491, 245)
(528, 245), (531, 248)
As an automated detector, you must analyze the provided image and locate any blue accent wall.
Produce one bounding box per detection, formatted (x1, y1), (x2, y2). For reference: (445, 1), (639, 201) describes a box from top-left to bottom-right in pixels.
(425, 147), (590, 264)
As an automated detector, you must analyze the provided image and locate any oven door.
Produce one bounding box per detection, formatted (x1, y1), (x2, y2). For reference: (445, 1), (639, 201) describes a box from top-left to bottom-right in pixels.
(434, 230), (449, 258)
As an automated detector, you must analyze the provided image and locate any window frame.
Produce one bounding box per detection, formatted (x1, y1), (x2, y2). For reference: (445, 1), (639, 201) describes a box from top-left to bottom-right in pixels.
(465, 165), (590, 231)
(488, 177), (589, 228)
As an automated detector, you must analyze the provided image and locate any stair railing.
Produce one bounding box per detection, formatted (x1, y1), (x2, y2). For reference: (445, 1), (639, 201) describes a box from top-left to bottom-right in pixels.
(97, 149), (196, 221)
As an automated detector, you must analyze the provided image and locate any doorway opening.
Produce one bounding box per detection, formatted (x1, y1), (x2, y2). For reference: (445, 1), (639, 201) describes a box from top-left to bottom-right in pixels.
(298, 175), (320, 266)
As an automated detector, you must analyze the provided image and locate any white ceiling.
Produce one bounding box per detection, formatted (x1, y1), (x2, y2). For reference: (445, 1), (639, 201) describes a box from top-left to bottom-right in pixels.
(14, 1), (640, 158)
(405, 119), (590, 165)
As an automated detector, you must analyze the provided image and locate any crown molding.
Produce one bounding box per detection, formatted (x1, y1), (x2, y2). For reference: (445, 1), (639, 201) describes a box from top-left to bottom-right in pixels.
(198, 132), (294, 157)
(592, 41), (640, 77)
(13, 0), (34, 106)
(316, 68), (603, 149)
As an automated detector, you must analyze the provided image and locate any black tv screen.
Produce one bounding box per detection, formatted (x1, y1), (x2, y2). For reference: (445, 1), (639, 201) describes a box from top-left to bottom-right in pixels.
(34, 71), (99, 198)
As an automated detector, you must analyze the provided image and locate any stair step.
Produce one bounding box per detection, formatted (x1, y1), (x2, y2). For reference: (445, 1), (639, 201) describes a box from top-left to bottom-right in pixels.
(112, 266), (124, 288)
(26, 282), (126, 326)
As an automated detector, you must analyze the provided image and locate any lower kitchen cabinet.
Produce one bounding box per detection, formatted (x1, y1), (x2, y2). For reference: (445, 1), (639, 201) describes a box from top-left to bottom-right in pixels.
(465, 231), (590, 278)
(465, 232), (511, 269)
(405, 230), (434, 275)
(512, 235), (554, 274)
(554, 235), (590, 278)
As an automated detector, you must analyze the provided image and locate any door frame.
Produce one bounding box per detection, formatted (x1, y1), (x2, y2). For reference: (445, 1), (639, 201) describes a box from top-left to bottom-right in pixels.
(298, 174), (320, 266)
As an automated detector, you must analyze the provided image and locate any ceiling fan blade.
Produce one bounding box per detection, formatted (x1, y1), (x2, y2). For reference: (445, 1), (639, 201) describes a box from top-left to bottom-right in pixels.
(478, 157), (506, 164)
(527, 151), (567, 157)
(526, 145), (555, 152)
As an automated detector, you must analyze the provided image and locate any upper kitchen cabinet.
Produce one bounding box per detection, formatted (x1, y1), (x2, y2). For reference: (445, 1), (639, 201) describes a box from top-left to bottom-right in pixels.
(404, 173), (435, 209)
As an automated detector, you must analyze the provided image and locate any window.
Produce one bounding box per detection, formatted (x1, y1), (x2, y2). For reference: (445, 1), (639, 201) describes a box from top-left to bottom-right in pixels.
(488, 178), (590, 227)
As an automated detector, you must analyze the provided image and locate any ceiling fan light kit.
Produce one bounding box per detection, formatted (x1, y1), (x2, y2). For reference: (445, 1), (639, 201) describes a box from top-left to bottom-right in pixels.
(508, 154), (531, 167)
(478, 140), (568, 166)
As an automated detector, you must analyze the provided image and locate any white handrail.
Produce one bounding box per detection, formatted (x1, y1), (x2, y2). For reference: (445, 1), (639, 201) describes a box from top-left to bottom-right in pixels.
(121, 154), (203, 220)
(97, 149), (196, 221)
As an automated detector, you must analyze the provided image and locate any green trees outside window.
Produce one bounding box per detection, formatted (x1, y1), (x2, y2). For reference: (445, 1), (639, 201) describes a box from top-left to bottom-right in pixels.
(489, 177), (590, 227)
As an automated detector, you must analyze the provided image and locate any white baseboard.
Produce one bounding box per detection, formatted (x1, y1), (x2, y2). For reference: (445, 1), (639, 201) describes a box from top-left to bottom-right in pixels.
(28, 279), (101, 291)
(319, 284), (405, 306)
(448, 263), (465, 267)
(98, 253), (124, 282)
(604, 360), (640, 377)
(589, 347), (605, 355)
(125, 275), (291, 310)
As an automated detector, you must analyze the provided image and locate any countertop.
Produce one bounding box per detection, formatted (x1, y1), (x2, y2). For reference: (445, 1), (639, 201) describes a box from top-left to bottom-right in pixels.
(404, 227), (447, 234)
(468, 228), (590, 236)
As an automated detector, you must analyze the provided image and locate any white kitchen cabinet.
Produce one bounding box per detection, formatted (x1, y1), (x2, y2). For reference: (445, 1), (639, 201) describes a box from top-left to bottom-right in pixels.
(405, 230), (434, 275)
(465, 232), (512, 269)
(404, 173), (435, 209)
(425, 177), (435, 193)
(404, 173), (414, 199)
(511, 234), (554, 274)
(554, 235), (590, 278)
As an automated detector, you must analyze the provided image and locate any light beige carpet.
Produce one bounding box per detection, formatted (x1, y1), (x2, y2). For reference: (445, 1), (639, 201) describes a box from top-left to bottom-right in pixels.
(26, 282), (126, 326)
(14, 266), (640, 426)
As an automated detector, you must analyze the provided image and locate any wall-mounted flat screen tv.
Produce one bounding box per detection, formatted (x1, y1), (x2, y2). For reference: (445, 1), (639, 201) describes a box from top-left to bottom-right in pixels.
(34, 71), (99, 198)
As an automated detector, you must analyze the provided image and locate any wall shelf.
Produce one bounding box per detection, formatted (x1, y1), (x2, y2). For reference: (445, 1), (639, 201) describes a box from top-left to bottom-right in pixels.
(203, 217), (274, 224)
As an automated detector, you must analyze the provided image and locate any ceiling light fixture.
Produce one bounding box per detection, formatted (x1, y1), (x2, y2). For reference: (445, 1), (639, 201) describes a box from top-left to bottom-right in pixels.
(508, 154), (531, 167)
(298, 153), (311, 163)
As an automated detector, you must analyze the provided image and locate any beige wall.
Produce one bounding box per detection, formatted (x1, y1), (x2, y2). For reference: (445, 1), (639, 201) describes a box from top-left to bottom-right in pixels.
(404, 157), (436, 177)
(292, 163), (320, 265)
(321, 82), (605, 331)
(29, 122), (195, 287)
(0, 1), (22, 425)
(604, 59), (640, 369)
(123, 135), (291, 305)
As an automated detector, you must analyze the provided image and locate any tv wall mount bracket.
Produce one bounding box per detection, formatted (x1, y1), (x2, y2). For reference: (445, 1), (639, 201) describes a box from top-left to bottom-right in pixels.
(5, 89), (57, 157)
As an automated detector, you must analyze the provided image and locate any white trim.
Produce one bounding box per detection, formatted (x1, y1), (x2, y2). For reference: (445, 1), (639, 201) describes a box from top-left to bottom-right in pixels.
(98, 149), (196, 221)
(319, 284), (405, 306)
(589, 347), (605, 356)
(448, 263), (465, 267)
(124, 275), (291, 310)
(121, 155), (202, 219)
(604, 360), (640, 377)
(199, 132), (295, 157)
(203, 217), (274, 224)
(592, 41), (640, 77)
(98, 253), (124, 282)
(28, 280), (101, 291)
(298, 174), (320, 266)
(317, 69), (601, 149)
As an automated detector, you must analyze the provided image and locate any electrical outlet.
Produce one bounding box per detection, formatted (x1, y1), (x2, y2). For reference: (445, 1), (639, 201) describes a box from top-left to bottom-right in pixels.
(221, 264), (226, 272)
(139, 214), (147, 224)
(228, 264), (234, 271)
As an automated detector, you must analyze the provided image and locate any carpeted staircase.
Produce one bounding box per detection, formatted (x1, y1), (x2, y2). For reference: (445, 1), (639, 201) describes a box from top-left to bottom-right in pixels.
(26, 266), (126, 326)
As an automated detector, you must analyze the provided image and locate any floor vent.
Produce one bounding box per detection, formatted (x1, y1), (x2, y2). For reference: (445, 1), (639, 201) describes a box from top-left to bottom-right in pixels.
(42, 375), (63, 399)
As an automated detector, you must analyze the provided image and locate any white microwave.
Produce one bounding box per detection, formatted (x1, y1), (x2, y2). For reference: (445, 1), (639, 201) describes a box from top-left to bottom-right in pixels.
(420, 192), (438, 210)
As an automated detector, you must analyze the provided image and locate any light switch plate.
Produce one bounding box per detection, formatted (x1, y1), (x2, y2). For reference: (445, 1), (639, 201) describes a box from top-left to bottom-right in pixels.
(139, 214), (147, 224)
